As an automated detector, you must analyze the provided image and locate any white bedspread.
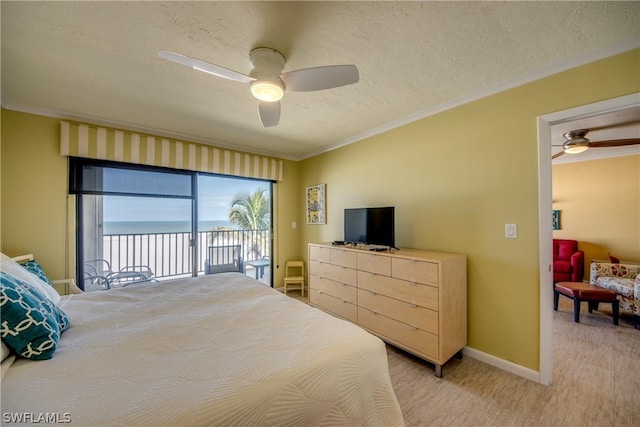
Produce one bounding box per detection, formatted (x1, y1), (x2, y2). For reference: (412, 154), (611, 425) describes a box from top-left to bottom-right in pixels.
(2, 273), (403, 426)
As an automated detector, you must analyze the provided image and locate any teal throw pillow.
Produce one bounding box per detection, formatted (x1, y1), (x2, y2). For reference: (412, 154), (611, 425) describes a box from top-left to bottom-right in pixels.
(0, 272), (70, 360)
(19, 259), (53, 285)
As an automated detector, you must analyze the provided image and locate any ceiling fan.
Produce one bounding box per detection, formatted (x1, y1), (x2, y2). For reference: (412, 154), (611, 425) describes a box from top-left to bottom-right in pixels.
(552, 128), (640, 159)
(159, 47), (359, 127)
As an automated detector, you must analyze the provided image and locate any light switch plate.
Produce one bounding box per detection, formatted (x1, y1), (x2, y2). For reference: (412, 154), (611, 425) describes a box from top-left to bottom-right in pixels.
(505, 223), (517, 239)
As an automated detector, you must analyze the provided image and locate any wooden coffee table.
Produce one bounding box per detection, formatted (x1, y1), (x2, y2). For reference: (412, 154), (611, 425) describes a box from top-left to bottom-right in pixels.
(554, 281), (619, 325)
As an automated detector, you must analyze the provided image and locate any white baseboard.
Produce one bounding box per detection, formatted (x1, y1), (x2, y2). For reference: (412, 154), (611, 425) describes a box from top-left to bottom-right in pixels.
(463, 346), (543, 384)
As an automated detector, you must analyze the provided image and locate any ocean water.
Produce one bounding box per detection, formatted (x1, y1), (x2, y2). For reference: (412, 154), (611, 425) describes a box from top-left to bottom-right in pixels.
(103, 220), (234, 235)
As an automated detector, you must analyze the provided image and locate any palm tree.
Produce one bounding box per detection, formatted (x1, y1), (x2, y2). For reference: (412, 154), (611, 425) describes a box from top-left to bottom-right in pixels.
(228, 189), (270, 259)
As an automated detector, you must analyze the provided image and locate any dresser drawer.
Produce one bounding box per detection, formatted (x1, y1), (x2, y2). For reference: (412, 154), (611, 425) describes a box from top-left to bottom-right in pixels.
(357, 271), (438, 311)
(358, 289), (438, 335)
(358, 308), (438, 359)
(309, 245), (331, 263)
(357, 252), (391, 276)
(310, 275), (357, 304)
(330, 248), (357, 268)
(310, 260), (357, 286)
(310, 290), (357, 322)
(392, 258), (438, 286)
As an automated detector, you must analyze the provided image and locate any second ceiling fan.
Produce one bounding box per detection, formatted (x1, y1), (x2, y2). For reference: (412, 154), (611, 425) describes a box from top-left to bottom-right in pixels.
(552, 128), (640, 159)
(159, 47), (359, 128)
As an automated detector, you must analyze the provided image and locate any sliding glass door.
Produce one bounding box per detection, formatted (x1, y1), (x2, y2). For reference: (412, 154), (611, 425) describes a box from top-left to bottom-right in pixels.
(71, 158), (273, 291)
(198, 175), (272, 285)
(81, 194), (194, 290)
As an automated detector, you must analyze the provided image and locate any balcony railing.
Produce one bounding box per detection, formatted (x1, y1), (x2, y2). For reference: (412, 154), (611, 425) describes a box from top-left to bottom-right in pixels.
(102, 229), (270, 280)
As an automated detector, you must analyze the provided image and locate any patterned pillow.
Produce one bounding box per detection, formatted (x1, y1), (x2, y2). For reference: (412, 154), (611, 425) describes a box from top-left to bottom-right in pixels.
(0, 272), (70, 360)
(0, 253), (60, 305)
(19, 259), (53, 285)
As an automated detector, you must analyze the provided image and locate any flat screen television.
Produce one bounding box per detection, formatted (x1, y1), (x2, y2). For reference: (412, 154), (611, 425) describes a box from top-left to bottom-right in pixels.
(344, 207), (395, 248)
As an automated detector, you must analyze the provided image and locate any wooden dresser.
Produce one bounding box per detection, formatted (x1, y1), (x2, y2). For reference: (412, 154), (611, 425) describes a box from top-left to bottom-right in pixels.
(308, 243), (467, 377)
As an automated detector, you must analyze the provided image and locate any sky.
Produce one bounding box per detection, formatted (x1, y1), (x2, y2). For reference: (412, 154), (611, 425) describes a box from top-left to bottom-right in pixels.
(103, 174), (269, 222)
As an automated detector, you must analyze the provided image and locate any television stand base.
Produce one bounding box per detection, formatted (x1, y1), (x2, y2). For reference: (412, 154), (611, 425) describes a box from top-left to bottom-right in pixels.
(367, 245), (389, 251)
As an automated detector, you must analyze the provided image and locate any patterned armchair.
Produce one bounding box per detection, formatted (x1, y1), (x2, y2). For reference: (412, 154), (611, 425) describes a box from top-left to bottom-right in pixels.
(590, 261), (640, 329)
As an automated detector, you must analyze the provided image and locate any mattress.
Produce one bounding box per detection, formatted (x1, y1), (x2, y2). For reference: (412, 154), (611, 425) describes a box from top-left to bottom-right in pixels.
(1, 273), (404, 426)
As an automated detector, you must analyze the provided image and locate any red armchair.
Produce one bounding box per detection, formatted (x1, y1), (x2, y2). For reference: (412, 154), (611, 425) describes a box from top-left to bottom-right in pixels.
(553, 239), (584, 283)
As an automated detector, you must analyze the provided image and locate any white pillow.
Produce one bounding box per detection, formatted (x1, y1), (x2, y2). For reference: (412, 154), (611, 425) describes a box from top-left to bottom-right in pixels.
(0, 252), (61, 305)
(1, 341), (11, 362)
(1, 341), (16, 380)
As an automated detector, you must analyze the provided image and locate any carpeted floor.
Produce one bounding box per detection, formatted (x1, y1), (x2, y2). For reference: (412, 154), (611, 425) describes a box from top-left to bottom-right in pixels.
(285, 288), (640, 426)
(388, 296), (640, 426)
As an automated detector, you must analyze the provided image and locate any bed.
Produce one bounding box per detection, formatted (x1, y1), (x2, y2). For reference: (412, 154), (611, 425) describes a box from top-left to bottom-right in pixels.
(1, 271), (404, 426)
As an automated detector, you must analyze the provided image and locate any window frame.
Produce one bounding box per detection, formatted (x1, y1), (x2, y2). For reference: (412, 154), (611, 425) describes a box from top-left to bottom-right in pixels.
(69, 157), (275, 289)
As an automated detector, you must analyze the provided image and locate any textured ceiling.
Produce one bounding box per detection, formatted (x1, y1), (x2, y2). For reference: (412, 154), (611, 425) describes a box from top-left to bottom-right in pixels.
(2, 1), (640, 160)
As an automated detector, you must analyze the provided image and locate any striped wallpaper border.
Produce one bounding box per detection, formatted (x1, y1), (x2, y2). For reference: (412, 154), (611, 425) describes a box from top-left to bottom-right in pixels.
(60, 121), (284, 181)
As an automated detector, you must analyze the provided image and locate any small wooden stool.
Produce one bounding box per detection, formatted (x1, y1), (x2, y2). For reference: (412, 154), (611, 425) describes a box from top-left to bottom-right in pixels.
(554, 281), (619, 325)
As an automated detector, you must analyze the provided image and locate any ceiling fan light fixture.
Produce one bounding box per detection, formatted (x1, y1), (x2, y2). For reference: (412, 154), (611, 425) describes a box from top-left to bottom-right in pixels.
(562, 129), (590, 154)
(250, 80), (284, 102)
(563, 142), (589, 154)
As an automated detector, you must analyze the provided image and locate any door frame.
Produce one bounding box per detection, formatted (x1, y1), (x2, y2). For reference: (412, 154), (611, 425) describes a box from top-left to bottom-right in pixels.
(536, 92), (640, 385)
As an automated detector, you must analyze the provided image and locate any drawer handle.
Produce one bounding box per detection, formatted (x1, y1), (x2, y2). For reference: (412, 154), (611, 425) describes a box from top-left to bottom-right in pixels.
(370, 291), (377, 296)
(370, 310), (377, 315)
(410, 303), (417, 308)
(409, 325), (418, 330)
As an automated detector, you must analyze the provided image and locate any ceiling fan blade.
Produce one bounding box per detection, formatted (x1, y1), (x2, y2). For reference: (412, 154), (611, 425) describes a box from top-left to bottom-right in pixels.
(282, 65), (359, 92)
(552, 151), (565, 160)
(158, 50), (254, 84)
(588, 138), (640, 148)
(259, 101), (281, 127)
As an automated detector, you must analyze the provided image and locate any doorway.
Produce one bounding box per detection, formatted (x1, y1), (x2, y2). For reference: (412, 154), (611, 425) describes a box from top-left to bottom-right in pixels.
(536, 93), (640, 385)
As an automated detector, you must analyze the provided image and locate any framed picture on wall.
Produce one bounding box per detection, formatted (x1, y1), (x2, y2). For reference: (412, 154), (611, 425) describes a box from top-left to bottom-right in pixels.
(552, 210), (561, 230)
(306, 184), (326, 224)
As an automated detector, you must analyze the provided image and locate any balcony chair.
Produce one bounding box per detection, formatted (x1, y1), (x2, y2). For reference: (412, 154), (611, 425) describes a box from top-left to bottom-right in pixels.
(553, 239), (584, 283)
(83, 272), (112, 291)
(205, 245), (244, 274)
(84, 259), (154, 289)
(283, 260), (305, 297)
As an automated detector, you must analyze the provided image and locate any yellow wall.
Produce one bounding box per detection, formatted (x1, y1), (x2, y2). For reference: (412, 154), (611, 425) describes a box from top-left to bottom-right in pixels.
(1, 112), (69, 280)
(273, 161), (302, 285)
(0, 110), (301, 287)
(299, 49), (640, 371)
(552, 155), (640, 272)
